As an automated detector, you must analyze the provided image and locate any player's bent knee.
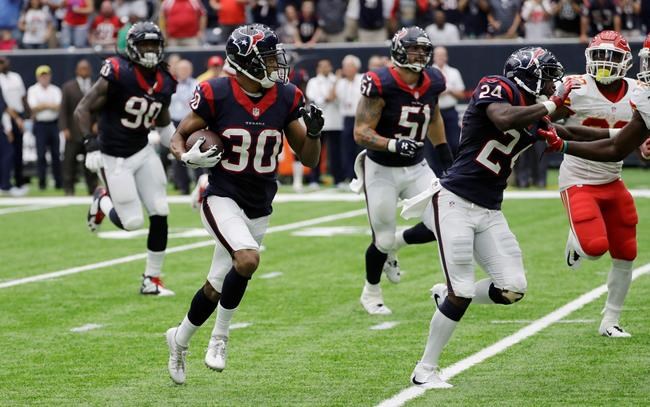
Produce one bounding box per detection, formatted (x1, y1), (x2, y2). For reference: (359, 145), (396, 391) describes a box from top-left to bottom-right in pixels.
(614, 239), (637, 261)
(149, 198), (169, 217)
(489, 283), (525, 305)
(440, 293), (472, 321)
(581, 236), (608, 258)
(374, 234), (395, 254)
(122, 216), (144, 231)
(202, 280), (221, 303)
(233, 250), (260, 278)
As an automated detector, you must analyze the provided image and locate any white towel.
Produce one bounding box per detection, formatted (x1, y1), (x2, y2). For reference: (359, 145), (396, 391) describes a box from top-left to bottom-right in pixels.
(349, 150), (367, 194)
(400, 178), (442, 219)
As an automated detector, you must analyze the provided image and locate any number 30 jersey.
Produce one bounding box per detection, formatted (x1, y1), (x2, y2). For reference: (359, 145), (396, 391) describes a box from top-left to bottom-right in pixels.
(361, 66), (446, 167)
(559, 74), (637, 190)
(192, 76), (304, 218)
(442, 75), (541, 210)
(98, 56), (177, 157)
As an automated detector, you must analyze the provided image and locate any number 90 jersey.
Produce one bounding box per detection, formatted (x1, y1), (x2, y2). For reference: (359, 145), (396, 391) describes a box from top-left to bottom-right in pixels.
(442, 75), (541, 210)
(558, 74), (637, 190)
(98, 56), (177, 157)
(361, 66), (446, 167)
(192, 76), (304, 219)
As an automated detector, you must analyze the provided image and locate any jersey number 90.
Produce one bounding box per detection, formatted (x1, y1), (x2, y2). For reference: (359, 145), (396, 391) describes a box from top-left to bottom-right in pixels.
(121, 96), (163, 129)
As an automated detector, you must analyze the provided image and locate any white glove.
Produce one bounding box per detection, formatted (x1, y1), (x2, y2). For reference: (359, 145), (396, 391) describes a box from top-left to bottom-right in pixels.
(85, 150), (103, 172)
(181, 137), (222, 169)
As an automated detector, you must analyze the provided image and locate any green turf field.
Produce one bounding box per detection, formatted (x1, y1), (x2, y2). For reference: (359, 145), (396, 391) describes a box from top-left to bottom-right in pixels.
(1, 171), (649, 406)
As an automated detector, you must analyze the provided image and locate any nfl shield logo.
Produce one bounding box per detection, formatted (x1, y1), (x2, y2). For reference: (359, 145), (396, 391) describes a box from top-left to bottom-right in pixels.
(252, 107), (260, 117)
(414, 91), (420, 99)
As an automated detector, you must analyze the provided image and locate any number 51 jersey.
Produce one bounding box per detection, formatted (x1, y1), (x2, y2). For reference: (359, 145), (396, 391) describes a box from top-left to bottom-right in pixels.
(191, 76), (304, 218)
(98, 56), (177, 157)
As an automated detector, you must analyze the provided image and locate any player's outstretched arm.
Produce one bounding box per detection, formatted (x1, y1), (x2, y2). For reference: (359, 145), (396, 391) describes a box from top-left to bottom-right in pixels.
(486, 102), (554, 132)
(169, 111), (208, 160)
(427, 104), (453, 171)
(285, 105), (322, 168)
(554, 123), (609, 141)
(353, 95), (389, 151)
(74, 77), (108, 138)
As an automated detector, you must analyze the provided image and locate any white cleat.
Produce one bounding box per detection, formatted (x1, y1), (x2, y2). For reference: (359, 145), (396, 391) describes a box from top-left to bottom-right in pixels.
(599, 324), (632, 338)
(383, 253), (401, 284)
(565, 230), (582, 270)
(140, 275), (175, 296)
(360, 284), (392, 315)
(190, 174), (209, 210)
(411, 362), (453, 389)
(205, 335), (228, 371)
(166, 327), (188, 384)
(430, 283), (448, 309)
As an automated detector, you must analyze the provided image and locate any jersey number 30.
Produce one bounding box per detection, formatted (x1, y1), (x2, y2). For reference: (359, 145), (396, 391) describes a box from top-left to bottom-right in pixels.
(121, 96), (163, 129)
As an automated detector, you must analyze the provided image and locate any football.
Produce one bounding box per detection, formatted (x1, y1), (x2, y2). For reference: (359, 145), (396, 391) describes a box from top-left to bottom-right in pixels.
(186, 129), (224, 155)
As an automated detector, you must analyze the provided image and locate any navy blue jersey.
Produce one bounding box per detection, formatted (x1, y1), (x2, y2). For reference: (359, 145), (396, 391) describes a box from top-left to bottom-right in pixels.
(441, 75), (543, 209)
(362, 66), (446, 167)
(98, 56), (177, 157)
(192, 77), (304, 218)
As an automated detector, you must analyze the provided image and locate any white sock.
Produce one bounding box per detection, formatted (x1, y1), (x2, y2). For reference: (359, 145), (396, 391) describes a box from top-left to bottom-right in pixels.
(175, 315), (198, 348)
(420, 309), (458, 367)
(393, 230), (407, 251)
(99, 194), (114, 215)
(364, 280), (381, 295)
(601, 259), (633, 328)
(145, 250), (165, 277)
(472, 278), (495, 304)
(292, 162), (303, 190)
(212, 303), (236, 338)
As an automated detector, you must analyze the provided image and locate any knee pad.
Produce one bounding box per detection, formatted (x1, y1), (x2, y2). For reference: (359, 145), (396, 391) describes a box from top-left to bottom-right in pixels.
(612, 237), (637, 261)
(374, 233), (395, 254)
(489, 283), (525, 305)
(148, 196), (169, 216)
(580, 236), (608, 258)
(122, 216), (144, 231)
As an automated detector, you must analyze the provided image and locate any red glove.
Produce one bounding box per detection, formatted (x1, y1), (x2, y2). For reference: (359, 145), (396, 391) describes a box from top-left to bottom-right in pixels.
(537, 126), (566, 153)
(640, 137), (650, 160)
(550, 77), (580, 110)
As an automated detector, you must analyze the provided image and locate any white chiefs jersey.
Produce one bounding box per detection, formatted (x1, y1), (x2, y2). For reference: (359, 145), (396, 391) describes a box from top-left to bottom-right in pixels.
(559, 74), (639, 190)
(631, 83), (650, 128)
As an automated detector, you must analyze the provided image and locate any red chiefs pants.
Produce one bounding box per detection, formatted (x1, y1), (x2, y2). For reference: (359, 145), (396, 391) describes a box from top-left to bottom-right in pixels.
(561, 180), (638, 261)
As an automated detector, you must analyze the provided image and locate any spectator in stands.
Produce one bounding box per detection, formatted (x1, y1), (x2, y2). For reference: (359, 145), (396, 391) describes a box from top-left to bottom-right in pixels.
(0, 30), (17, 50)
(459, 0), (490, 38)
(114, 0), (148, 20)
(487, 0), (522, 38)
(432, 46), (463, 157)
(521, 0), (555, 40)
(367, 55), (390, 70)
(306, 59), (342, 188)
(60, 59), (97, 196)
(432, 0), (462, 26)
(60, 0), (93, 48)
(0, 0), (23, 36)
(334, 54), (363, 186)
(161, 0), (206, 46)
(393, 0), (420, 27)
(619, 0), (641, 38)
(251, 0), (278, 29)
(426, 9), (461, 42)
(116, 13), (140, 53)
(346, 0), (393, 43)
(0, 84), (15, 195)
(89, 1), (122, 50)
(580, 0), (621, 42)
(27, 65), (62, 191)
(278, 4), (299, 44)
(0, 57), (30, 194)
(552, 0), (581, 37)
(169, 59), (198, 194)
(295, 0), (323, 47)
(196, 55), (224, 82)
(210, 0), (248, 41)
(317, 0), (347, 42)
(19, 0), (54, 49)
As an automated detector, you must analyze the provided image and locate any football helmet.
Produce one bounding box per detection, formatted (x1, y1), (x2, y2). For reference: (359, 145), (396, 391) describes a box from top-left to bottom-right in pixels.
(585, 30), (632, 84)
(638, 34), (650, 84)
(125, 22), (165, 69)
(504, 47), (564, 98)
(390, 26), (433, 73)
(226, 24), (289, 88)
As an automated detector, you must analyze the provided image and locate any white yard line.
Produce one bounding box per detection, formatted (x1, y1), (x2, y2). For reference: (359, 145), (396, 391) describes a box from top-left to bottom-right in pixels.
(0, 209), (366, 290)
(370, 321), (400, 331)
(376, 263), (650, 407)
(0, 204), (63, 215)
(259, 271), (284, 280)
(230, 322), (252, 330)
(70, 323), (103, 333)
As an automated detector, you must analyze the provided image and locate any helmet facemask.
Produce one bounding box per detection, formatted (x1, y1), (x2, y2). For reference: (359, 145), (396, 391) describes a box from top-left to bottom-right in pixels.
(391, 27), (433, 73)
(514, 62), (564, 98)
(127, 38), (164, 69)
(228, 45), (289, 88)
(638, 49), (650, 84)
(586, 47), (632, 84)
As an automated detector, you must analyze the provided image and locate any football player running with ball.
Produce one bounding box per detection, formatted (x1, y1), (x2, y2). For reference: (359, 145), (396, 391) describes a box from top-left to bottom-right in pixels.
(551, 31), (639, 338)
(407, 47), (571, 387)
(165, 24), (323, 385)
(354, 26), (453, 315)
(75, 22), (177, 296)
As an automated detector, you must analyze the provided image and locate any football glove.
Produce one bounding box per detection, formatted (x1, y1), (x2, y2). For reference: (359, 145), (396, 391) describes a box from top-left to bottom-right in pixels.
(300, 103), (324, 139)
(549, 77), (580, 113)
(388, 139), (424, 158)
(85, 150), (103, 171)
(181, 137), (222, 169)
(537, 126), (566, 153)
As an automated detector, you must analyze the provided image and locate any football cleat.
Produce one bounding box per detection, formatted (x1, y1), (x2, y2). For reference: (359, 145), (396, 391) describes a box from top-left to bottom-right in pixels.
(190, 173), (209, 210)
(360, 284), (392, 315)
(87, 187), (108, 232)
(565, 230), (582, 270)
(411, 362), (453, 389)
(599, 324), (631, 338)
(205, 335), (228, 371)
(166, 327), (188, 385)
(140, 275), (175, 296)
(430, 283), (448, 309)
(383, 253), (401, 284)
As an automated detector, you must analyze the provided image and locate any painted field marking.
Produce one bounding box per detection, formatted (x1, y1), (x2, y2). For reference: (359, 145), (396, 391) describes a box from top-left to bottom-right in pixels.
(230, 322), (252, 330)
(376, 263), (650, 407)
(0, 209), (366, 290)
(259, 272), (283, 280)
(490, 319), (596, 324)
(0, 204), (61, 215)
(370, 321), (400, 331)
(70, 323), (103, 333)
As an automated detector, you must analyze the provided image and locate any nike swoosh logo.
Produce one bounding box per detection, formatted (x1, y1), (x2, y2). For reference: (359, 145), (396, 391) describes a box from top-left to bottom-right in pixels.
(434, 294), (441, 308)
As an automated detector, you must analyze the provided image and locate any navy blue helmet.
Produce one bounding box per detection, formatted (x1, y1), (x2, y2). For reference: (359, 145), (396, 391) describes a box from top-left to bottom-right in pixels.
(504, 47), (564, 97)
(390, 26), (433, 72)
(125, 22), (165, 68)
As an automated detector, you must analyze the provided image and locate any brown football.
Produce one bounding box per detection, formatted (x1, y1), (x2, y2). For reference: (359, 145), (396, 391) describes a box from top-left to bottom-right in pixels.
(186, 129), (224, 155)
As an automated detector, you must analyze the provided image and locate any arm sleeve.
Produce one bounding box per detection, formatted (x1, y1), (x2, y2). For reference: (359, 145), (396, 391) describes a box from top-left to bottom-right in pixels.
(285, 86), (305, 127)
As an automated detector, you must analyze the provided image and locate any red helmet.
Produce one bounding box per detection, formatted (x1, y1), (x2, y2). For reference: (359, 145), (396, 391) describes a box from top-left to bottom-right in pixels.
(585, 30), (632, 84)
(207, 55), (224, 68)
(639, 34), (650, 83)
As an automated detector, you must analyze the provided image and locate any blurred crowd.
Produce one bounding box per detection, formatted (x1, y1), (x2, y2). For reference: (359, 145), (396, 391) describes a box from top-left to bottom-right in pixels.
(1, 0), (649, 51)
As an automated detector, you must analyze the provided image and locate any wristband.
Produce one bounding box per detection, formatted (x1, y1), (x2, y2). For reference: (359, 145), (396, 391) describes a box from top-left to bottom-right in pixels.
(387, 139), (397, 153)
(542, 101), (557, 115)
(609, 128), (621, 138)
(562, 141), (569, 154)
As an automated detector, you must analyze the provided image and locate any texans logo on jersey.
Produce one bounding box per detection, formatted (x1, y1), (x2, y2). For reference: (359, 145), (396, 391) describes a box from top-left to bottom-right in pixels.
(232, 27), (265, 57)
